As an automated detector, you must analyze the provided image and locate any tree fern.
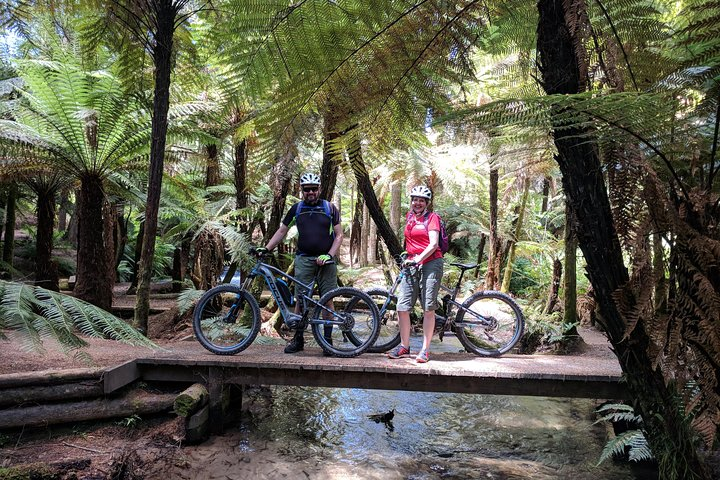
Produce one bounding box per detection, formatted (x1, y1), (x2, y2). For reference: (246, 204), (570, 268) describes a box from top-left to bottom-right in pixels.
(0, 280), (156, 354)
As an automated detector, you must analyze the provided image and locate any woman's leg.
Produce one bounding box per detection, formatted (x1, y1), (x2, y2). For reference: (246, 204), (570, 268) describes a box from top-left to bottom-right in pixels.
(398, 310), (412, 348)
(421, 310), (435, 353)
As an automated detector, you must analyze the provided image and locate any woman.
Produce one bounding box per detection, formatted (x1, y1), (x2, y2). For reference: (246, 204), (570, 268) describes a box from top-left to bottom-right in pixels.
(387, 185), (444, 363)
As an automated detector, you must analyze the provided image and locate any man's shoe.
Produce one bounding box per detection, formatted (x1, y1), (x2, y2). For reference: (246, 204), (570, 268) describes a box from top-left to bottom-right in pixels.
(322, 336), (334, 357)
(284, 336), (304, 353)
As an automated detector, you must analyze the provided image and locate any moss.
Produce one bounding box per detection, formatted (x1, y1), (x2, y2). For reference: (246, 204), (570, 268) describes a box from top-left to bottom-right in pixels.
(0, 463), (58, 480)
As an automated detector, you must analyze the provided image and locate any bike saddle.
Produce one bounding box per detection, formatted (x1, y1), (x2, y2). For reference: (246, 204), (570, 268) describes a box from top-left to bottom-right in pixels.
(450, 262), (478, 271)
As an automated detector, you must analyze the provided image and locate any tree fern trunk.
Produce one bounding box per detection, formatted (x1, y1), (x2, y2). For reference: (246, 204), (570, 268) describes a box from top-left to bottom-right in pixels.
(501, 177), (529, 293)
(390, 181), (401, 233)
(563, 202), (577, 324)
(74, 174), (112, 310)
(35, 185), (59, 291)
(135, 0), (176, 334)
(360, 203), (369, 266)
(205, 143), (220, 189)
(485, 167), (500, 289)
(2, 183), (16, 267)
(264, 130), (297, 243)
(320, 113), (341, 201)
(350, 187), (362, 267)
(537, 1), (711, 477)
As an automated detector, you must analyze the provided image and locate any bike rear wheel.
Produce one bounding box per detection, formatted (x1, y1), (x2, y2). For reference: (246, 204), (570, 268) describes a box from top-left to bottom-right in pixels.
(193, 284), (261, 355)
(311, 287), (380, 358)
(364, 288), (401, 353)
(455, 291), (524, 356)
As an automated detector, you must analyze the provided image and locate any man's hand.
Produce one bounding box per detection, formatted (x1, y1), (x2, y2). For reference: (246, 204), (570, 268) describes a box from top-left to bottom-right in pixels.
(316, 254), (332, 265)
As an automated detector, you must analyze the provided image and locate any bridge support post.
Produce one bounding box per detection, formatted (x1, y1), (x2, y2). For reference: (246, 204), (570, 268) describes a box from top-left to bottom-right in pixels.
(208, 367), (225, 434)
(207, 367), (243, 434)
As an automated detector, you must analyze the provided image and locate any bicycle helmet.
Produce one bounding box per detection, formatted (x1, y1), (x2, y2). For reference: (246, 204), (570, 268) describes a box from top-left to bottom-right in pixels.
(409, 185), (432, 200)
(299, 172), (321, 186)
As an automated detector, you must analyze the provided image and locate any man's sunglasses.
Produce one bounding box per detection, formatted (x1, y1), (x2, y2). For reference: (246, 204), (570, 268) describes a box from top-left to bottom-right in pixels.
(303, 186), (319, 193)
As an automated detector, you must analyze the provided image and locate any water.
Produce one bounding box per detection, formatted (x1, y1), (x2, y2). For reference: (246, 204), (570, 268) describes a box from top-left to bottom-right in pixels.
(155, 387), (640, 480)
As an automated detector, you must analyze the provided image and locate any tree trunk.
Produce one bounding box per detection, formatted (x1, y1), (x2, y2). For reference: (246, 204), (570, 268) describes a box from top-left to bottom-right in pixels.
(134, 0), (176, 334)
(474, 233), (487, 279)
(541, 175), (551, 213)
(57, 188), (69, 232)
(501, 177), (530, 293)
(485, 167), (501, 289)
(350, 187), (361, 267)
(0, 390), (175, 430)
(127, 220), (145, 295)
(0, 188), (6, 251)
(652, 232), (667, 312)
(2, 183), (17, 266)
(234, 138), (248, 221)
(34, 185), (59, 291)
(563, 202), (578, 324)
(389, 181), (402, 233)
(264, 130), (298, 244)
(537, 1), (711, 477)
(360, 203), (369, 266)
(74, 174), (112, 310)
(173, 383), (209, 417)
(103, 200), (117, 289)
(346, 130), (403, 257)
(368, 214), (378, 264)
(545, 258), (562, 314)
(204, 143), (220, 189)
(320, 113), (341, 201)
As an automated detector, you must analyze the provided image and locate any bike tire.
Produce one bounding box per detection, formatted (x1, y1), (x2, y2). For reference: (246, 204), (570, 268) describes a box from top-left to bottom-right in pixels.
(193, 284), (261, 355)
(310, 287), (380, 358)
(364, 288), (401, 353)
(455, 290), (524, 357)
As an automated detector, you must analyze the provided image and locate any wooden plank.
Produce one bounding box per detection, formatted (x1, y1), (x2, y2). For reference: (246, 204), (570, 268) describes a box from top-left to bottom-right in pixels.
(135, 360), (627, 400)
(103, 361), (140, 394)
(0, 368), (104, 388)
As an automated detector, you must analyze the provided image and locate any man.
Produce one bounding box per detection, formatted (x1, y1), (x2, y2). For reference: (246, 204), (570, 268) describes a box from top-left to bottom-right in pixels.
(262, 172), (343, 354)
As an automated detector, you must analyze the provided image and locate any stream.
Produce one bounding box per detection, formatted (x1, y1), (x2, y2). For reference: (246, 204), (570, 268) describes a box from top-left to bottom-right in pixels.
(147, 386), (651, 479)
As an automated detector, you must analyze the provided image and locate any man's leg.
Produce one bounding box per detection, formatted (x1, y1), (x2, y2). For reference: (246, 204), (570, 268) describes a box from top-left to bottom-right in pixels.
(285, 256), (315, 354)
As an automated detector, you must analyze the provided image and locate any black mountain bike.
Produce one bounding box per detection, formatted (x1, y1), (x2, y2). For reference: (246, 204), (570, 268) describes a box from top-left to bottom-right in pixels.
(365, 255), (524, 356)
(193, 248), (380, 357)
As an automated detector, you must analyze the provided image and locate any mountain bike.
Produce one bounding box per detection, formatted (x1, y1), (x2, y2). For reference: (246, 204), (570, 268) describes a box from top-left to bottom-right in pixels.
(193, 247), (381, 357)
(363, 255), (524, 356)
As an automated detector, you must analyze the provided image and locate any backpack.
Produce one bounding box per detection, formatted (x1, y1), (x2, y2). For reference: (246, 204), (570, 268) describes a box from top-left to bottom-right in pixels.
(295, 199), (335, 236)
(406, 211), (450, 254)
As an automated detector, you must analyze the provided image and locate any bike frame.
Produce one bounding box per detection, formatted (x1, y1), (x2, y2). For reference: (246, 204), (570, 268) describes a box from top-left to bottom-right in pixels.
(241, 256), (344, 329)
(380, 261), (489, 331)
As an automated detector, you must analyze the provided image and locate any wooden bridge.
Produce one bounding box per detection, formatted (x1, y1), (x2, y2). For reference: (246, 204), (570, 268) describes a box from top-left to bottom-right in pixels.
(105, 342), (626, 399)
(101, 340), (627, 432)
(0, 334), (626, 434)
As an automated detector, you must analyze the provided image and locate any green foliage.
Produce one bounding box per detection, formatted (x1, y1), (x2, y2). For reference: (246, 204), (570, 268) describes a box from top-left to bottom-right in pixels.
(0, 280), (156, 354)
(116, 414), (142, 429)
(595, 403), (653, 465)
(177, 287), (204, 315)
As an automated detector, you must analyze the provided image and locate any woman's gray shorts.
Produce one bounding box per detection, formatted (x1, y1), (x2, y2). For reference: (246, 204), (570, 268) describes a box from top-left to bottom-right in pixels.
(396, 257), (444, 312)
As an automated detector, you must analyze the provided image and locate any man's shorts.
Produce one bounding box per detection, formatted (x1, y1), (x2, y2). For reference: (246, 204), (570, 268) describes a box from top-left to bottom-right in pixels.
(396, 257), (443, 312)
(294, 255), (338, 301)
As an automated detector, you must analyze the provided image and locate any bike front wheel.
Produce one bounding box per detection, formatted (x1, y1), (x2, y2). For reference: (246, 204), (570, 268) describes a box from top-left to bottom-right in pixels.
(193, 284), (261, 355)
(310, 287), (380, 358)
(455, 291), (524, 356)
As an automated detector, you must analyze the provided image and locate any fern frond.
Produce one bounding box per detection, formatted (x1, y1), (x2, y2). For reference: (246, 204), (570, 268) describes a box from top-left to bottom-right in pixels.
(0, 280), (156, 354)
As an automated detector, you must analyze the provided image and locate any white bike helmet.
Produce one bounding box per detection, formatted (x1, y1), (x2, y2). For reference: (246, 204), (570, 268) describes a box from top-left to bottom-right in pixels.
(409, 185), (432, 200)
(299, 172), (321, 186)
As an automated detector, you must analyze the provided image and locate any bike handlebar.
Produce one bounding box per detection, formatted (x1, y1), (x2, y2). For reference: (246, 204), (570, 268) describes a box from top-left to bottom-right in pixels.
(248, 247), (335, 265)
